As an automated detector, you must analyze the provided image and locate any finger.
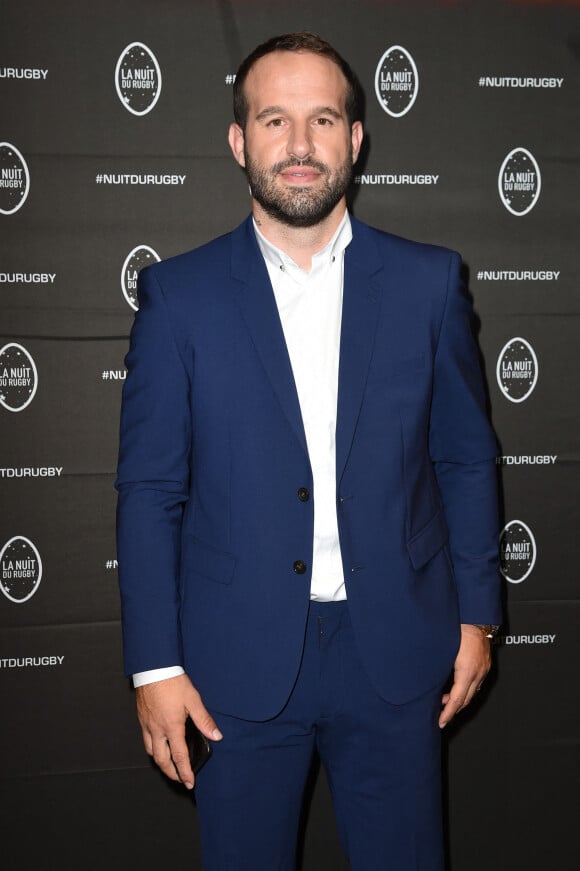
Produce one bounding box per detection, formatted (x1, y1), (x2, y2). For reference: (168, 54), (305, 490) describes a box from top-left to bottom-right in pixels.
(187, 694), (223, 742)
(167, 729), (195, 790)
(439, 674), (471, 727)
(438, 692), (466, 728)
(141, 727), (153, 756)
(461, 674), (487, 708)
(439, 670), (488, 727)
(150, 732), (183, 783)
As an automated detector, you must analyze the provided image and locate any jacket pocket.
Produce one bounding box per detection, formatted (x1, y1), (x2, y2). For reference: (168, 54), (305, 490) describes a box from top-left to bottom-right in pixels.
(406, 508), (449, 570)
(182, 535), (236, 585)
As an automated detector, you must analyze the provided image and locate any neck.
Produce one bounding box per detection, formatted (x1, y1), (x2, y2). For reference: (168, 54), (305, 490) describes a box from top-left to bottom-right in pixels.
(252, 200), (347, 271)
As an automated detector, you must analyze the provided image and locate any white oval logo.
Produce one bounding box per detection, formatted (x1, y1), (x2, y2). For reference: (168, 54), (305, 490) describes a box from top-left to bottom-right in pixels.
(374, 46), (419, 117)
(0, 142), (30, 214)
(121, 245), (161, 310)
(0, 343), (38, 412)
(498, 147), (541, 215)
(0, 536), (43, 603)
(496, 337), (538, 403)
(115, 42), (162, 116)
(500, 520), (536, 584)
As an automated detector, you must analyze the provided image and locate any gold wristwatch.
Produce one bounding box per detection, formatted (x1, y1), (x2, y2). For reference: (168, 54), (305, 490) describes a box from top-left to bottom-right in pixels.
(473, 624), (500, 639)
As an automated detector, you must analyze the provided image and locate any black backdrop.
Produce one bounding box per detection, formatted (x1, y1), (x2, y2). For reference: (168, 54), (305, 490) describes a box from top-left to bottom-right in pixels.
(1, 1), (579, 869)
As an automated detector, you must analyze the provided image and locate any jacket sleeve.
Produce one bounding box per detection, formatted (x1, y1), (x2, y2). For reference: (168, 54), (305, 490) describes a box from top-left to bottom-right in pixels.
(429, 252), (502, 625)
(115, 265), (191, 675)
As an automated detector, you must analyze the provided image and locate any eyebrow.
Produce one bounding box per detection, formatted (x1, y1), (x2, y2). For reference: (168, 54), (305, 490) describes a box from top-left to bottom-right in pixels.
(254, 105), (344, 122)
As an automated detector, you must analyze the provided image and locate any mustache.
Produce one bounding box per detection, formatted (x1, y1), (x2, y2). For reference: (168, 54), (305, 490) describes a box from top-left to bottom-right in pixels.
(270, 158), (329, 174)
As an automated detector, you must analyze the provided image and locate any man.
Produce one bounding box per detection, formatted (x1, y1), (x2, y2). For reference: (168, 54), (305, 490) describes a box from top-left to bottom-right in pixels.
(116, 32), (501, 870)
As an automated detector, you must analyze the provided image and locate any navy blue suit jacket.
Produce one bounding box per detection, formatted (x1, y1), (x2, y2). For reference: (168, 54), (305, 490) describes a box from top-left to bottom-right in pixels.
(116, 215), (501, 720)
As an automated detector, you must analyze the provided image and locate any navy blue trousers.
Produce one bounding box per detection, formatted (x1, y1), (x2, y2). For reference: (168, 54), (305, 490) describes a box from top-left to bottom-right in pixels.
(194, 601), (444, 870)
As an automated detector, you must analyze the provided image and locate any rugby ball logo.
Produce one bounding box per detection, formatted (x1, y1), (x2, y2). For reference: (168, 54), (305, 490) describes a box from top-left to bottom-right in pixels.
(0, 343), (38, 412)
(0, 142), (30, 215)
(115, 42), (162, 116)
(375, 46), (419, 117)
(500, 520), (536, 584)
(498, 148), (541, 216)
(496, 337), (538, 403)
(0, 536), (43, 603)
(121, 245), (161, 310)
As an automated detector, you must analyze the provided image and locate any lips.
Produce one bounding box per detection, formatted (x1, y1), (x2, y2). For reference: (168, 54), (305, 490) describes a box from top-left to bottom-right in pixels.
(279, 167), (321, 183)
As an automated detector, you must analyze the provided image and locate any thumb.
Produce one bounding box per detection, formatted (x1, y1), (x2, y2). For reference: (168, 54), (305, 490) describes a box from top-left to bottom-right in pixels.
(186, 691), (223, 742)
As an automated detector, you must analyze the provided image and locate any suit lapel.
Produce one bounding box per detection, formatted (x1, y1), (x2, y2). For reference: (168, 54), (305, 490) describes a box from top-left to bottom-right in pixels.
(231, 218), (309, 458)
(336, 219), (384, 483)
(230, 216), (384, 475)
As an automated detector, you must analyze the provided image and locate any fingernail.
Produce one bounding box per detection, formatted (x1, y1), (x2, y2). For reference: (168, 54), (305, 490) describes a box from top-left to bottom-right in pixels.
(184, 781), (194, 790)
(212, 728), (223, 740)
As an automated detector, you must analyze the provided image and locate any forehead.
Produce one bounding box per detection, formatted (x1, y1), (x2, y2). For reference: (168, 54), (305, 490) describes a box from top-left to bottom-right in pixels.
(243, 50), (348, 113)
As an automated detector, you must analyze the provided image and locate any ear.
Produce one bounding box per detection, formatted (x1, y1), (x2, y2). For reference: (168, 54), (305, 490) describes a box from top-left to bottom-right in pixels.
(228, 123), (246, 167)
(351, 121), (363, 165)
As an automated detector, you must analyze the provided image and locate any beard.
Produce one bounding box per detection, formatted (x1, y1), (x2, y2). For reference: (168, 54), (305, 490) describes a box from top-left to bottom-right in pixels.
(244, 148), (353, 228)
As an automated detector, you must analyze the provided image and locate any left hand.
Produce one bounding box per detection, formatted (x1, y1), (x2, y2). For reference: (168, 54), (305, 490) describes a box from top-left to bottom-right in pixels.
(439, 623), (492, 728)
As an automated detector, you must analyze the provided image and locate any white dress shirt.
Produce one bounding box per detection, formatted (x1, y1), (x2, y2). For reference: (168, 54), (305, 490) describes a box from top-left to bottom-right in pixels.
(133, 211), (352, 687)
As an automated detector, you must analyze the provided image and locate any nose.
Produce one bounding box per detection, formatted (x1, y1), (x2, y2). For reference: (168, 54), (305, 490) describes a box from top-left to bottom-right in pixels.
(286, 121), (313, 160)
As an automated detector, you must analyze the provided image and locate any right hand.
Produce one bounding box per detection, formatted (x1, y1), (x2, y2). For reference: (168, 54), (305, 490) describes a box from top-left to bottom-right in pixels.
(135, 673), (222, 789)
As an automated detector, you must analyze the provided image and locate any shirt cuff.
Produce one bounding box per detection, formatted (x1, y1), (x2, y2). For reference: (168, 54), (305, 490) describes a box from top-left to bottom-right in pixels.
(132, 666), (185, 687)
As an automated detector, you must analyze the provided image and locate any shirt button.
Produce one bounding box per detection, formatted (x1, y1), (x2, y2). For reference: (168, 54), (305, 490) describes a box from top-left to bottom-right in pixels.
(297, 487), (310, 502)
(293, 560), (307, 575)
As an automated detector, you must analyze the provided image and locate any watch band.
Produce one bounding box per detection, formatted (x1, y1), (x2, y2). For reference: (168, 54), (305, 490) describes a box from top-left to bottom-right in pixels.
(473, 624), (500, 639)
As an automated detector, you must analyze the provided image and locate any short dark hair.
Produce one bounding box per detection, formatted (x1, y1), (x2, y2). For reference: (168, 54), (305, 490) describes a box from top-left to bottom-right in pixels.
(233, 32), (362, 129)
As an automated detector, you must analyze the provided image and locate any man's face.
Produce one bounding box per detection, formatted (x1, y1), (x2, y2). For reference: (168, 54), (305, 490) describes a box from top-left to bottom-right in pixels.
(228, 51), (363, 228)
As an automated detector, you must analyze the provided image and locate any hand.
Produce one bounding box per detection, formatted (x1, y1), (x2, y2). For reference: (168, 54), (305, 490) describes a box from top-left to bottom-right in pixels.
(439, 624), (491, 728)
(135, 673), (222, 789)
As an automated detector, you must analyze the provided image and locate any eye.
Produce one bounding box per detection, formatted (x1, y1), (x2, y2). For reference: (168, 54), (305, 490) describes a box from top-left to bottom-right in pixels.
(314, 117), (333, 126)
(267, 117), (285, 127)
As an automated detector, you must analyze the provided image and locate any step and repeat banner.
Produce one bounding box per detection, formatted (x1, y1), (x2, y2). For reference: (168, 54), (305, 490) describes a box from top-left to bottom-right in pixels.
(1, 1), (579, 869)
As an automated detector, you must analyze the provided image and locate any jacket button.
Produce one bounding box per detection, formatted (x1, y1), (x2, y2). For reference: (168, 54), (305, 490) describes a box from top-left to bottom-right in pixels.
(293, 560), (307, 574)
(297, 487), (310, 502)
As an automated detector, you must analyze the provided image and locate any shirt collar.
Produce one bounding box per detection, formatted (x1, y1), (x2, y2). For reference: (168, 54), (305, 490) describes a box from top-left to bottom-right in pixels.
(253, 210), (352, 276)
